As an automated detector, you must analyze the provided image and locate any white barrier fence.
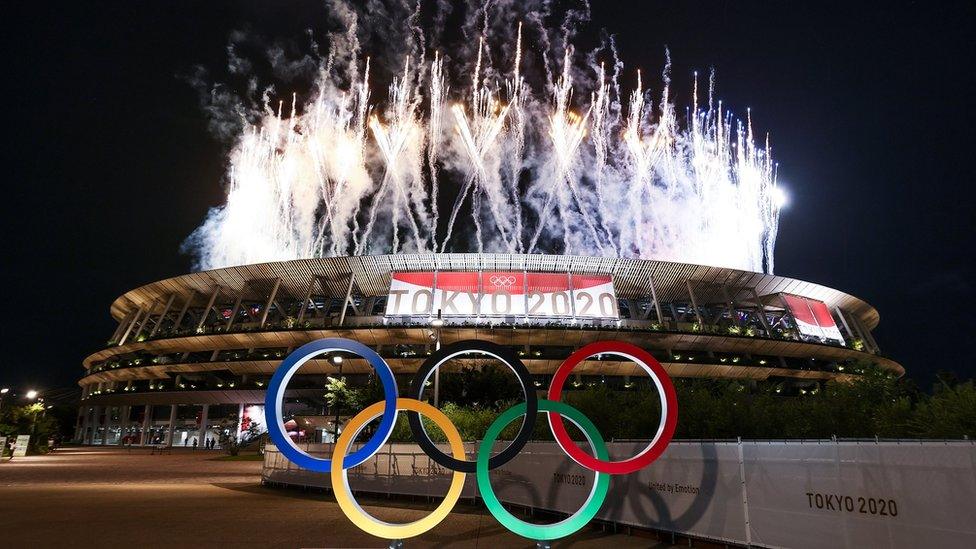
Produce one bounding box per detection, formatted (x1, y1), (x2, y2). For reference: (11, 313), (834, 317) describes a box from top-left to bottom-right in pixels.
(263, 439), (976, 548)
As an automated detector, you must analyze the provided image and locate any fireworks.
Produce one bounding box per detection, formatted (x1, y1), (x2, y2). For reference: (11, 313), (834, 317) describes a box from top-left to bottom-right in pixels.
(438, 36), (517, 254)
(187, 2), (782, 274)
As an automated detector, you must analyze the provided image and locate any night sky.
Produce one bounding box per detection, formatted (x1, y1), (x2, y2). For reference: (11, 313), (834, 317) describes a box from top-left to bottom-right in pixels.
(3, 1), (974, 394)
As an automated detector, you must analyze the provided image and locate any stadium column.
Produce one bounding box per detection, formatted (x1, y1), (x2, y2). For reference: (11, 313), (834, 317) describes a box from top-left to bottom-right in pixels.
(857, 317), (881, 354)
(134, 299), (160, 341)
(338, 273), (356, 326)
(101, 406), (110, 445)
(296, 277), (318, 322)
(74, 408), (84, 443)
(165, 405), (177, 447)
(80, 406), (91, 444)
(198, 404), (209, 448)
(834, 307), (856, 344)
(259, 278), (281, 328)
(750, 289), (773, 335)
(141, 404), (151, 445)
(113, 406), (124, 445)
(89, 406), (101, 444)
(723, 286), (743, 327)
(649, 274), (665, 324)
(195, 288), (220, 332)
(149, 294), (177, 338)
(685, 280), (705, 325)
(841, 310), (869, 348)
(225, 296), (243, 331)
(89, 406), (97, 444)
(120, 405), (130, 444)
(173, 290), (196, 332)
(117, 305), (146, 346)
(108, 310), (135, 344)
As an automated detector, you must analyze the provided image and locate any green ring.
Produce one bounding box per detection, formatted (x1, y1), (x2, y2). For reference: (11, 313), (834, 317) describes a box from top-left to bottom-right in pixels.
(476, 399), (610, 541)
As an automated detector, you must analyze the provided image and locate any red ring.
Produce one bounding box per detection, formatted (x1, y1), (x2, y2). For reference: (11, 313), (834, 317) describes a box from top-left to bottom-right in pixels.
(547, 341), (678, 475)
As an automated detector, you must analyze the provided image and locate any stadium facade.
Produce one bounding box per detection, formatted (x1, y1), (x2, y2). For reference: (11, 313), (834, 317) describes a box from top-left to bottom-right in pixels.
(75, 253), (902, 446)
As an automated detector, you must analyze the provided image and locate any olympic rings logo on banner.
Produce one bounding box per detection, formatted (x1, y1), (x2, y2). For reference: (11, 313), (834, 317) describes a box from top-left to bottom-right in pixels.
(488, 275), (517, 286)
(266, 338), (678, 542)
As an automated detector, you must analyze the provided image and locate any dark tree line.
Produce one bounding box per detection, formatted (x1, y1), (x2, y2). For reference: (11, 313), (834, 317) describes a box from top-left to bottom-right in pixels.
(354, 364), (976, 442)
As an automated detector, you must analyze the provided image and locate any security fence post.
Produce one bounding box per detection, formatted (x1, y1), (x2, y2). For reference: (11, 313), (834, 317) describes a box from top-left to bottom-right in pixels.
(737, 437), (752, 547)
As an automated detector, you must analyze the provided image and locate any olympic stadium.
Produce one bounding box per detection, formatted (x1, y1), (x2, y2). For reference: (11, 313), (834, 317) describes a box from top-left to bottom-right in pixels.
(74, 253), (901, 446)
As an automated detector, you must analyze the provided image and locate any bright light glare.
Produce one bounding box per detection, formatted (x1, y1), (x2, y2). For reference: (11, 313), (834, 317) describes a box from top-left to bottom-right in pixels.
(26, 390), (38, 399)
(772, 186), (789, 208)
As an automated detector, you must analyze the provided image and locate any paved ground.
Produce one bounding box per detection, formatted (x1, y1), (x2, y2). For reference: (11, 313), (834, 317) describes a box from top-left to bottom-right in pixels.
(0, 447), (671, 548)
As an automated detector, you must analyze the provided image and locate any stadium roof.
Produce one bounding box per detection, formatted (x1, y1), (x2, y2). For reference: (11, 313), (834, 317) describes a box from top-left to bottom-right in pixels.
(111, 254), (881, 329)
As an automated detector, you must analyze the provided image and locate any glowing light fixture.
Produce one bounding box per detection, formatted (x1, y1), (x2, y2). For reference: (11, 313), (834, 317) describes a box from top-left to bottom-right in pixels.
(431, 310), (444, 327)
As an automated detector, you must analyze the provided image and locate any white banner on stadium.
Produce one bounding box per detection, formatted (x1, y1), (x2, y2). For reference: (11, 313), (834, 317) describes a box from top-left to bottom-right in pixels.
(384, 271), (618, 319)
(264, 440), (976, 548)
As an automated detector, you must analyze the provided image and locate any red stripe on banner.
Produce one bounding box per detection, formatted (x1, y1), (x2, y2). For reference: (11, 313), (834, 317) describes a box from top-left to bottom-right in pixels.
(808, 298), (837, 329)
(393, 272), (436, 287)
(435, 272), (479, 292)
(527, 272), (570, 293)
(782, 293), (816, 326)
(571, 273), (612, 291)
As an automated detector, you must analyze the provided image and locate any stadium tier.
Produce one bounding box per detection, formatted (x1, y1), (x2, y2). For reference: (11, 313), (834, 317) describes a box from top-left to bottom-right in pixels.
(75, 253), (901, 445)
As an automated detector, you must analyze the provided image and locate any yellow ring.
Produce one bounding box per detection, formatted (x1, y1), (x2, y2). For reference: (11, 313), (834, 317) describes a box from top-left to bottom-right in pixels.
(330, 398), (466, 539)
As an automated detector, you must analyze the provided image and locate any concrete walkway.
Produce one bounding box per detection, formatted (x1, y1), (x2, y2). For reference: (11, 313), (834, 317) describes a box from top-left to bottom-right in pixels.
(0, 447), (670, 548)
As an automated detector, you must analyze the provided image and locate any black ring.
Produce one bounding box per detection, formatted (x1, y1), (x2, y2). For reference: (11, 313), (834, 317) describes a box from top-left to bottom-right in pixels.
(407, 340), (537, 473)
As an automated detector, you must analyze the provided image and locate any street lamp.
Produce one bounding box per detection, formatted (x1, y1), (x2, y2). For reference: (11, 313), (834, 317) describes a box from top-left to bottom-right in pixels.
(24, 392), (42, 453)
(332, 355), (343, 444)
(430, 310), (444, 407)
(0, 388), (8, 413)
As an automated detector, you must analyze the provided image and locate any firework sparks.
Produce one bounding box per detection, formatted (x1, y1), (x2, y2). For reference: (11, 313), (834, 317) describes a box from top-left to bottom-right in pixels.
(188, 2), (783, 275)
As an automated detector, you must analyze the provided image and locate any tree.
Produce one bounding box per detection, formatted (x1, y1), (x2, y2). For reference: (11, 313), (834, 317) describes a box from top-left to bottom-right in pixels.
(435, 363), (523, 409)
(328, 366), (976, 442)
(214, 414), (262, 456)
(910, 381), (976, 438)
(0, 403), (58, 455)
(325, 375), (363, 441)
(325, 376), (363, 413)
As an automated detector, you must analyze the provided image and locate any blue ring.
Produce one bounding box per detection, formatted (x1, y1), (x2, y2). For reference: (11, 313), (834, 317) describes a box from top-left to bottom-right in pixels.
(264, 338), (398, 472)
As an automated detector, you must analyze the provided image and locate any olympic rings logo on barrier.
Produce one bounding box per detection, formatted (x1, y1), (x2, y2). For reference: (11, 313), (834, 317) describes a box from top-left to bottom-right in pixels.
(266, 338), (678, 543)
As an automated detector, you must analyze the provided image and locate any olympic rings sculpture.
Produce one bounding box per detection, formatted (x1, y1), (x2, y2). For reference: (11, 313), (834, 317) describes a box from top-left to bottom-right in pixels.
(266, 337), (678, 543)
